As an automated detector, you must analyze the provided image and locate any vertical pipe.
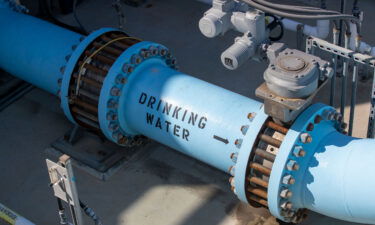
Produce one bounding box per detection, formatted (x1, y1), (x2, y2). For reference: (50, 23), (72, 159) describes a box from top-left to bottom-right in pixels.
(340, 33), (350, 117)
(348, 37), (361, 135)
(330, 28), (340, 106)
(338, 0), (347, 47)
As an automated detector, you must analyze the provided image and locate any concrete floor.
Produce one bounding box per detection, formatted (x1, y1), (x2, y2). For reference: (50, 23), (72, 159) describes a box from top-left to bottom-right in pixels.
(1, 0), (375, 224)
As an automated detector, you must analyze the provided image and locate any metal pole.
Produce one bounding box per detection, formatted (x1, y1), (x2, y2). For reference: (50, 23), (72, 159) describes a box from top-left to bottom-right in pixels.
(348, 37), (361, 136)
(340, 33), (350, 117)
(348, 64), (358, 135)
(367, 68), (375, 138)
(330, 28), (340, 106)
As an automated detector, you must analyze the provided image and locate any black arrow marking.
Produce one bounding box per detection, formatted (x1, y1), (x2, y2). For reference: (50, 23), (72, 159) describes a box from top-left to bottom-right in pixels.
(213, 135), (229, 144)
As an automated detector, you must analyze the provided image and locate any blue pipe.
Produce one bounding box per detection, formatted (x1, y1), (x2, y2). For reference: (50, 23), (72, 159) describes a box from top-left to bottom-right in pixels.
(0, 3), (375, 224)
(120, 56), (266, 172)
(301, 132), (375, 224)
(268, 104), (375, 224)
(0, 5), (82, 94)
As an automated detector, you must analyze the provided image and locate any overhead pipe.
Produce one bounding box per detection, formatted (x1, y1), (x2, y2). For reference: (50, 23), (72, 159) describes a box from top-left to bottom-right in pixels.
(349, 21), (375, 56)
(0, 3), (375, 224)
(282, 19), (330, 39)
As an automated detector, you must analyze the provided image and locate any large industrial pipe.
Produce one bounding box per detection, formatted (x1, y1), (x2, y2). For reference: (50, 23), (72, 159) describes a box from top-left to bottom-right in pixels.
(0, 3), (374, 224)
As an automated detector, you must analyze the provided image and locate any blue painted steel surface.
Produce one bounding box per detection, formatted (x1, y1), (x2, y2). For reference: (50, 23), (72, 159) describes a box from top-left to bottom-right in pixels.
(0, 7), (82, 94)
(1, 7), (375, 224)
(301, 128), (375, 224)
(269, 103), (375, 224)
(115, 42), (267, 172)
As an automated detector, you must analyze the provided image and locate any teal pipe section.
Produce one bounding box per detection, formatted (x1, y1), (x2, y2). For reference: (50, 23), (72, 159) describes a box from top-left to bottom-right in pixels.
(119, 56), (267, 172)
(0, 6), (82, 94)
(301, 131), (375, 224)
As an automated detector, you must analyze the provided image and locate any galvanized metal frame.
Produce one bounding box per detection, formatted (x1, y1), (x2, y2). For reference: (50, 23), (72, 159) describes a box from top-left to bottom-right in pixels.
(305, 36), (375, 138)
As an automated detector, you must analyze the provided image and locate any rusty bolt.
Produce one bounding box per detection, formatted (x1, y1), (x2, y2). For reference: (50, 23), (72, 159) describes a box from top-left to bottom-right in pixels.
(107, 99), (118, 109)
(322, 109), (335, 120)
(106, 111), (118, 121)
(140, 49), (151, 59)
(282, 174), (295, 185)
(286, 160), (299, 171)
(229, 176), (235, 186)
(122, 64), (134, 74)
(230, 152), (238, 163)
(314, 115), (322, 124)
(234, 139), (243, 148)
(131, 55), (142, 65)
(293, 146), (306, 157)
(228, 166), (235, 176)
(108, 122), (119, 132)
(281, 202), (293, 210)
(334, 112), (343, 122)
(149, 46), (159, 56)
(110, 87), (121, 96)
(116, 74), (126, 84)
(160, 48), (168, 56)
(280, 189), (293, 199)
(300, 133), (312, 143)
(306, 123), (314, 131)
(247, 112), (256, 121)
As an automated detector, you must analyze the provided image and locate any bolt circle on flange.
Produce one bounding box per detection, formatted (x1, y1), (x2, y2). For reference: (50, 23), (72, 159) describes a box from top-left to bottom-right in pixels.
(98, 41), (177, 146)
(267, 104), (341, 223)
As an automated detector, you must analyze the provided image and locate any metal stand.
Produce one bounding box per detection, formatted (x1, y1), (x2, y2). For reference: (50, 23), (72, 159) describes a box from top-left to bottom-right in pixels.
(47, 155), (84, 225)
(46, 125), (141, 181)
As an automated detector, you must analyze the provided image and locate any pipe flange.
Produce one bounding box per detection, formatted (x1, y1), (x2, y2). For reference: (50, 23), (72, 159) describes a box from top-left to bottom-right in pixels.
(61, 28), (118, 125)
(98, 41), (177, 146)
(268, 104), (342, 223)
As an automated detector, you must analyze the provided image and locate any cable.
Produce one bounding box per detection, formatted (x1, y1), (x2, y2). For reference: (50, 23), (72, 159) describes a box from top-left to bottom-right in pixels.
(79, 200), (103, 225)
(41, 0), (87, 35)
(240, 0), (359, 21)
(252, 0), (341, 15)
(73, 0), (87, 34)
